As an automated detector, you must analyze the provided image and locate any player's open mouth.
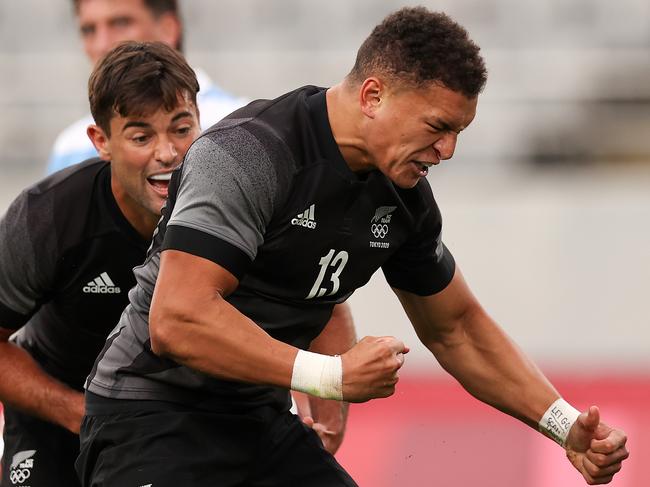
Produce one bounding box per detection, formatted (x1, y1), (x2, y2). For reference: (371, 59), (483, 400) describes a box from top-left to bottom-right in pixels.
(413, 161), (433, 177)
(147, 172), (172, 196)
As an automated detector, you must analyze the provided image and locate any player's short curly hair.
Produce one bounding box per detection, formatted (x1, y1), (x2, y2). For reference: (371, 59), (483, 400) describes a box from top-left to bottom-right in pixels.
(349, 7), (487, 98)
(89, 41), (199, 136)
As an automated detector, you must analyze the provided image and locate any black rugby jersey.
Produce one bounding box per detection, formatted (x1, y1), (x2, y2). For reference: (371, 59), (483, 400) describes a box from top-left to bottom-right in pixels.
(0, 159), (148, 389)
(86, 86), (455, 411)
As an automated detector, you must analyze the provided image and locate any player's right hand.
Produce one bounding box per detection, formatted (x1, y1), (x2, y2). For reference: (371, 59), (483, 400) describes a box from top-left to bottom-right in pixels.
(340, 336), (408, 402)
(565, 406), (629, 484)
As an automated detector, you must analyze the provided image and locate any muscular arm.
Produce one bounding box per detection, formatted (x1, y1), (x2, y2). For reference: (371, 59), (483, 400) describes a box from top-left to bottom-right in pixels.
(0, 328), (84, 434)
(394, 266), (559, 428)
(395, 266), (628, 483)
(150, 250), (402, 402)
(149, 250), (299, 387)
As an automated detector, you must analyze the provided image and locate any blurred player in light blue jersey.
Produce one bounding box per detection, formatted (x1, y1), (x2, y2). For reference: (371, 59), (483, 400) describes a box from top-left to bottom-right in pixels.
(46, 0), (247, 174)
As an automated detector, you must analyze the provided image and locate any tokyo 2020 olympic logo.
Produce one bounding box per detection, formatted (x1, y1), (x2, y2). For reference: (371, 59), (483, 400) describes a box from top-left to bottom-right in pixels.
(10, 468), (31, 484)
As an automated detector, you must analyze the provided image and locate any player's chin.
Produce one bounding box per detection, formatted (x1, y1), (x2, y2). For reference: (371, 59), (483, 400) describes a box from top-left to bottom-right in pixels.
(392, 173), (422, 189)
(144, 193), (167, 217)
(390, 164), (427, 189)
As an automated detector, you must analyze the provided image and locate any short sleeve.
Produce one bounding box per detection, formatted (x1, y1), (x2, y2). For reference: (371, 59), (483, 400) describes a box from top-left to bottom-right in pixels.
(382, 194), (455, 296)
(162, 127), (282, 279)
(0, 189), (57, 328)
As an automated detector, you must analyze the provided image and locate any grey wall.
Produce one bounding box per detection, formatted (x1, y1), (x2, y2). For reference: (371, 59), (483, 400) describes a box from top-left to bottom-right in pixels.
(1, 0), (649, 371)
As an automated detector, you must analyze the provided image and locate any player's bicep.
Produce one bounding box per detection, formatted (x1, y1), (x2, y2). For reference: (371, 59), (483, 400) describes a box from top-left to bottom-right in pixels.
(149, 249), (240, 354)
(156, 248), (239, 301)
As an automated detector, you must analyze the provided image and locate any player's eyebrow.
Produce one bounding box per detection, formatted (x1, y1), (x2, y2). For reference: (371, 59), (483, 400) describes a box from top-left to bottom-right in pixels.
(171, 111), (194, 123)
(429, 117), (452, 131)
(108, 15), (134, 26)
(429, 117), (464, 134)
(121, 121), (151, 132)
(121, 112), (194, 132)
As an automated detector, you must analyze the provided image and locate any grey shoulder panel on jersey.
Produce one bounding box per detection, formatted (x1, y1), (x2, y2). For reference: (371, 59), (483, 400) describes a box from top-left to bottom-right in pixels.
(168, 124), (296, 260)
(0, 188), (57, 325)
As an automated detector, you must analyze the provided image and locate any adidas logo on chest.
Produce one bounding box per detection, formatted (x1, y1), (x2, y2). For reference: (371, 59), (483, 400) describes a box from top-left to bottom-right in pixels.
(291, 204), (317, 229)
(83, 272), (121, 294)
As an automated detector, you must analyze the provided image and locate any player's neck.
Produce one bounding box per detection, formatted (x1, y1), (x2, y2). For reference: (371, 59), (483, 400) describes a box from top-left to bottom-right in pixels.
(110, 180), (159, 240)
(326, 84), (374, 174)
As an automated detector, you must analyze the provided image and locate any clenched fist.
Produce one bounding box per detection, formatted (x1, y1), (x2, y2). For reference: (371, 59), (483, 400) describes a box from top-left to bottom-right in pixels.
(565, 406), (629, 485)
(340, 336), (409, 402)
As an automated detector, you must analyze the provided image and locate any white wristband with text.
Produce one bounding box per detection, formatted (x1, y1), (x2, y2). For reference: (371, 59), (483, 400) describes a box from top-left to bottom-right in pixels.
(290, 350), (343, 401)
(539, 398), (581, 447)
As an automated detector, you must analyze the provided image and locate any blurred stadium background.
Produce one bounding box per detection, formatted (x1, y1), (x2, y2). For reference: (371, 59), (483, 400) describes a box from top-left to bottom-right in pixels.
(1, 1), (648, 485)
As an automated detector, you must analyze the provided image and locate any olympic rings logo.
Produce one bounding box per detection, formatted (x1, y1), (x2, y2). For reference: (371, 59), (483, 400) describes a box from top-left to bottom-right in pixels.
(371, 223), (389, 239)
(9, 468), (31, 484)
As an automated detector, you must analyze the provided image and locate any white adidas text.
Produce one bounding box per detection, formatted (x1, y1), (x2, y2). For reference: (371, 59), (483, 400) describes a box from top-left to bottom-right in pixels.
(83, 272), (121, 294)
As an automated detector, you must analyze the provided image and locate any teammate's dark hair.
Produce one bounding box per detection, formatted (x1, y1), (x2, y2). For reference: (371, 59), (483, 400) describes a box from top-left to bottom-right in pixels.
(88, 41), (199, 136)
(72, 0), (184, 51)
(348, 7), (487, 97)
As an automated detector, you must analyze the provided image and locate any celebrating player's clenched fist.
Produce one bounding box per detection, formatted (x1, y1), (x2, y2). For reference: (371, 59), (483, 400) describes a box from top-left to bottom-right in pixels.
(340, 336), (409, 402)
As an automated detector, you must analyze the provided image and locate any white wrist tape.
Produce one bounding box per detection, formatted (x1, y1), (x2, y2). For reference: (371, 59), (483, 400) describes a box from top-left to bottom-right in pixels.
(290, 350), (343, 400)
(539, 398), (581, 447)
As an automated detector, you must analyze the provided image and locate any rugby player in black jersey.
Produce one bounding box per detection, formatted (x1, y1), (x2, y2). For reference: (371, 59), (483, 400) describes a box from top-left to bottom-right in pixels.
(79, 8), (628, 487)
(0, 41), (355, 486)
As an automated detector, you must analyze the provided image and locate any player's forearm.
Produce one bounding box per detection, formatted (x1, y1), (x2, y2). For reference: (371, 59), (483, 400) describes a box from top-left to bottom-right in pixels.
(150, 293), (299, 389)
(0, 341), (84, 433)
(308, 396), (349, 454)
(426, 308), (559, 429)
(304, 302), (355, 452)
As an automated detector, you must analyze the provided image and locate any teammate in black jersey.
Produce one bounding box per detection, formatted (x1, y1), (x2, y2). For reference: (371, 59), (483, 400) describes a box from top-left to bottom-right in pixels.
(0, 42), (354, 486)
(79, 8), (628, 487)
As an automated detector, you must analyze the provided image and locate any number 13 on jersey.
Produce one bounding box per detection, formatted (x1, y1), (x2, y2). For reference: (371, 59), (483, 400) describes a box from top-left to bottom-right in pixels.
(305, 249), (349, 299)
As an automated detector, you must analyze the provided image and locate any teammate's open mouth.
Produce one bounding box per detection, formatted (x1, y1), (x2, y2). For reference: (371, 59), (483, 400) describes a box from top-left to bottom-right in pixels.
(148, 172), (172, 195)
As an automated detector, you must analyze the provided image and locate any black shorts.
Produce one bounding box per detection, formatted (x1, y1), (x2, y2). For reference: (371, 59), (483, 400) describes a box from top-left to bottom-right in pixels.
(76, 401), (357, 487)
(1, 405), (80, 487)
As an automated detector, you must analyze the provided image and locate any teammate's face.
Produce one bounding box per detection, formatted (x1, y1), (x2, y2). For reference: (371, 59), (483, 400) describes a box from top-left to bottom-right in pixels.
(88, 94), (200, 235)
(362, 81), (477, 189)
(77, 0), (180, 64)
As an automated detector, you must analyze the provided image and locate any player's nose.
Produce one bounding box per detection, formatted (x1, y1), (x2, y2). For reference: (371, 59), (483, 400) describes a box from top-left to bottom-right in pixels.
(155, 140), (179, 166)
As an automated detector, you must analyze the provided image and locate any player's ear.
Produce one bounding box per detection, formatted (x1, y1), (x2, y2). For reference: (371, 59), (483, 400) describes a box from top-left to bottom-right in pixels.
(87, 124), (112, 161)
(359, 77), (383, 119)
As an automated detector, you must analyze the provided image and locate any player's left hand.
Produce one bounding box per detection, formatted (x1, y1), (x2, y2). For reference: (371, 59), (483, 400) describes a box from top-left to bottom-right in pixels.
(294, 391), (345, 454)
(302, 415), (342, 454)
(565, 405), (629, 484)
